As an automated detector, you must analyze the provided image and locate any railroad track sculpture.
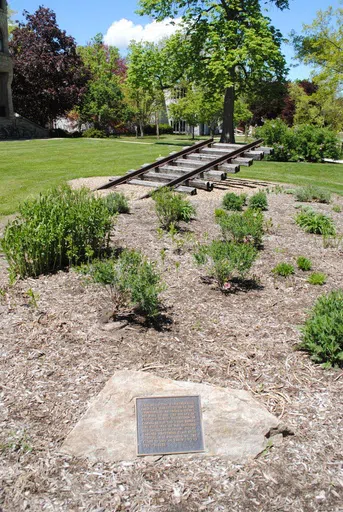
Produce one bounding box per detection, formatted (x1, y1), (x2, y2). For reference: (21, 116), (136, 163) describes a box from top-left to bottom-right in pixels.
(96, 138), (273, 195)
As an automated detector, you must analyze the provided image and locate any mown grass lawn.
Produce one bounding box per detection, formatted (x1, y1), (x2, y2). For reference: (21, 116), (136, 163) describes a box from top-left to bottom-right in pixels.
(1, 135), (342, 217)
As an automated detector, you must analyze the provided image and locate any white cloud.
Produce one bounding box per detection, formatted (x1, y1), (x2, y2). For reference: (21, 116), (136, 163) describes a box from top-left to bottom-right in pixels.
(104, 18), (182, 49)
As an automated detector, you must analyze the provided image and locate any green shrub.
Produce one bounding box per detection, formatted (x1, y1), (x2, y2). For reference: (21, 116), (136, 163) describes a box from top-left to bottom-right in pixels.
(152, 188), (196, 229)
(296, 256), (312, 271)
(272, 262), (295, 277)
(216, 209), (264, 247)
(104, 192), (130, 214)
(299, 289), (343, 367)
(194, 240), (258, 288)
(256, 119), (341, 162)
(82, 128), (107, 138)
(80, 250), (164, 318)
(332, 205), (342, 213)
(222, 192), (247, 211)
(248, 191), (268, 211)
(295, 185), (331, 204)
(1, 186), (113, 279)
(295, 208), (336, 235)
(144, 124), (174, 135)
(308, 272), (327, 286)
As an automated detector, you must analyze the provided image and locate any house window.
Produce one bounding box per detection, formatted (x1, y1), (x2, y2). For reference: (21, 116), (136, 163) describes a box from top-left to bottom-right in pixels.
(172, 120), (186, 133)
(171, 87), (186, 100)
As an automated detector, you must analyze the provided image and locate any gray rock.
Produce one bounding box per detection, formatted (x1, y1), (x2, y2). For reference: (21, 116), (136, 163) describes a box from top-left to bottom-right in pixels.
(61, 370), (281, 463)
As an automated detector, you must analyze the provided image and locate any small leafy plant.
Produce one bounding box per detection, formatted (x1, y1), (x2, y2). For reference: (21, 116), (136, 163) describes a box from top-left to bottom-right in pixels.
(216, 209), (264, 247)
(79, 250), (165, 319)
(194, 240), (258, 289)
(1, 185), (113, 279)
(272, 262), (295, 277)
(308, 272), (327, 286)
(295, 185), (331, 204)
(332, 205), (342, 213)
(295, 208), (336, 236)
(152, 188), (196, 230)
(222, 192), (247, 211)
(248, 191), (268, 211)
(296, 256), (312, 271)
(299, 289), (343, 367)
(104, 192), (130, 214)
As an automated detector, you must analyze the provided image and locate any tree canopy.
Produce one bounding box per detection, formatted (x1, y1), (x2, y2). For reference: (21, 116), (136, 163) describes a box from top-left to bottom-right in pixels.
(10, 7), (89, 127)
(138, 0), (289, 142)
(77, 34), (129, 130)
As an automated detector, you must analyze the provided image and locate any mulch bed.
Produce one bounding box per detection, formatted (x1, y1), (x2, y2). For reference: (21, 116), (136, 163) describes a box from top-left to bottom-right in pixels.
(0, 181), (342, 511)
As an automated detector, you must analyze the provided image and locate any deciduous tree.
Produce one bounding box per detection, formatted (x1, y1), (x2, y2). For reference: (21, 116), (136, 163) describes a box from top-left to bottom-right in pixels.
(10, 7), (89, 127)
(138, 0), (289, 143)
(78, 34), (129, 130)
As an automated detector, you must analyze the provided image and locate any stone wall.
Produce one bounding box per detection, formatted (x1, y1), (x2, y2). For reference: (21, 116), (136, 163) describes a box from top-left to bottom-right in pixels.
(0, 1), (14, 120)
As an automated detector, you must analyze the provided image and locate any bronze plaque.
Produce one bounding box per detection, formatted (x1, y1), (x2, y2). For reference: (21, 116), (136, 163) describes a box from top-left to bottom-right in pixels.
(136, 395), (205, 456)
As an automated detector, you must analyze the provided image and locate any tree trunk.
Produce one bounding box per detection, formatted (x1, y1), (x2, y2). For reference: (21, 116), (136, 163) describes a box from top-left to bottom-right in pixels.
(155, 111), (160, 139)
(139, 120), (144, 137)
(220, 86), (235, 143)
(192, 125), (195, 140)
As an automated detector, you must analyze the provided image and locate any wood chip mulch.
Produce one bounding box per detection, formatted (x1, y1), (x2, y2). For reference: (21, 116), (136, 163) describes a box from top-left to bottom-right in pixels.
(0, 180), (342, 511)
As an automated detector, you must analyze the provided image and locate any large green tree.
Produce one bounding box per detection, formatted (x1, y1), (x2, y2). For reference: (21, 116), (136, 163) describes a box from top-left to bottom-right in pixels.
(138, 0), (288, 143)
(292, 4), (343, 92)
(78, 34), (129, 130)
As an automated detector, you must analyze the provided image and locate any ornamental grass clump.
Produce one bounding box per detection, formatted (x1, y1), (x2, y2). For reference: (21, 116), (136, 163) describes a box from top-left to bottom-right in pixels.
(194, 240), (258, 289)
(299, 289), (343, 367)
(295, 208), (336, 236)
(248, 191), (268, 211)
(1, 185), (113, 279)
(295, 185), (331, 204)
(152, 188), (196, 230)
(222, 192), (247, 211)
(216, 208), (264, 247)
(79, 250), (164, 319)
(104, 192), (130, 214)
(296, 256), (312, 271)
(308, 272), (327, 286)
(272, 262), (295, 277)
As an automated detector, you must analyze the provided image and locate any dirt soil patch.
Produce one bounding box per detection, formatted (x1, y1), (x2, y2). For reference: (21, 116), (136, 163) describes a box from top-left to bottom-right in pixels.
(1, 181), (342, 511)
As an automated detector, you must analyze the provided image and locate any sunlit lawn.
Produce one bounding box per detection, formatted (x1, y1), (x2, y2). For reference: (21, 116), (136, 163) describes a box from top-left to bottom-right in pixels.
(1, 135), (342, 218)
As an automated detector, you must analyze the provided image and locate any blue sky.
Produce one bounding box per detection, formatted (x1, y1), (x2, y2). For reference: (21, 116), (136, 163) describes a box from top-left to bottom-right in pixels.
(10, 0), (342, 80)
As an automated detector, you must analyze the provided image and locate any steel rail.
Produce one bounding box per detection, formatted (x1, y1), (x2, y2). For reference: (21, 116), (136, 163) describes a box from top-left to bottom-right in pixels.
(163, 139), (264, 190)
(96, 138), (214, 190)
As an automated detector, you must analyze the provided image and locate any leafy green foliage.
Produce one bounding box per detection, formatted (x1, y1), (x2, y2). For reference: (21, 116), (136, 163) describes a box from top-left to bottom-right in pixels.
(256, 119), (341, 162)
(332, 205), (342, 213)
(194, 240), (258, 289)
(138, 0), (288, 143)
(222, 192), (247, 211)
(295, 185), (331, 203)
(216, 209), (264, 247)
(82, 128), (107, 138)
(295, 208), (336, 235)
(1, 185), (113, 279)
(308, 272), (327, 286)
(80, 250), (164, 318)
(297, 256), (312, 271)
(272, 262), (295, 277)
(78, 34), (129, 130)
(248, 191), (268, 211)
(299, 290), (343, 367)
(104, 193), (130, 215)
(152, 188), (196, 229)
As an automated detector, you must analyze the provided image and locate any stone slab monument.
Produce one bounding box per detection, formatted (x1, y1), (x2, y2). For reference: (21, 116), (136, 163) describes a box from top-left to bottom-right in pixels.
(62, 370), (285, 464)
